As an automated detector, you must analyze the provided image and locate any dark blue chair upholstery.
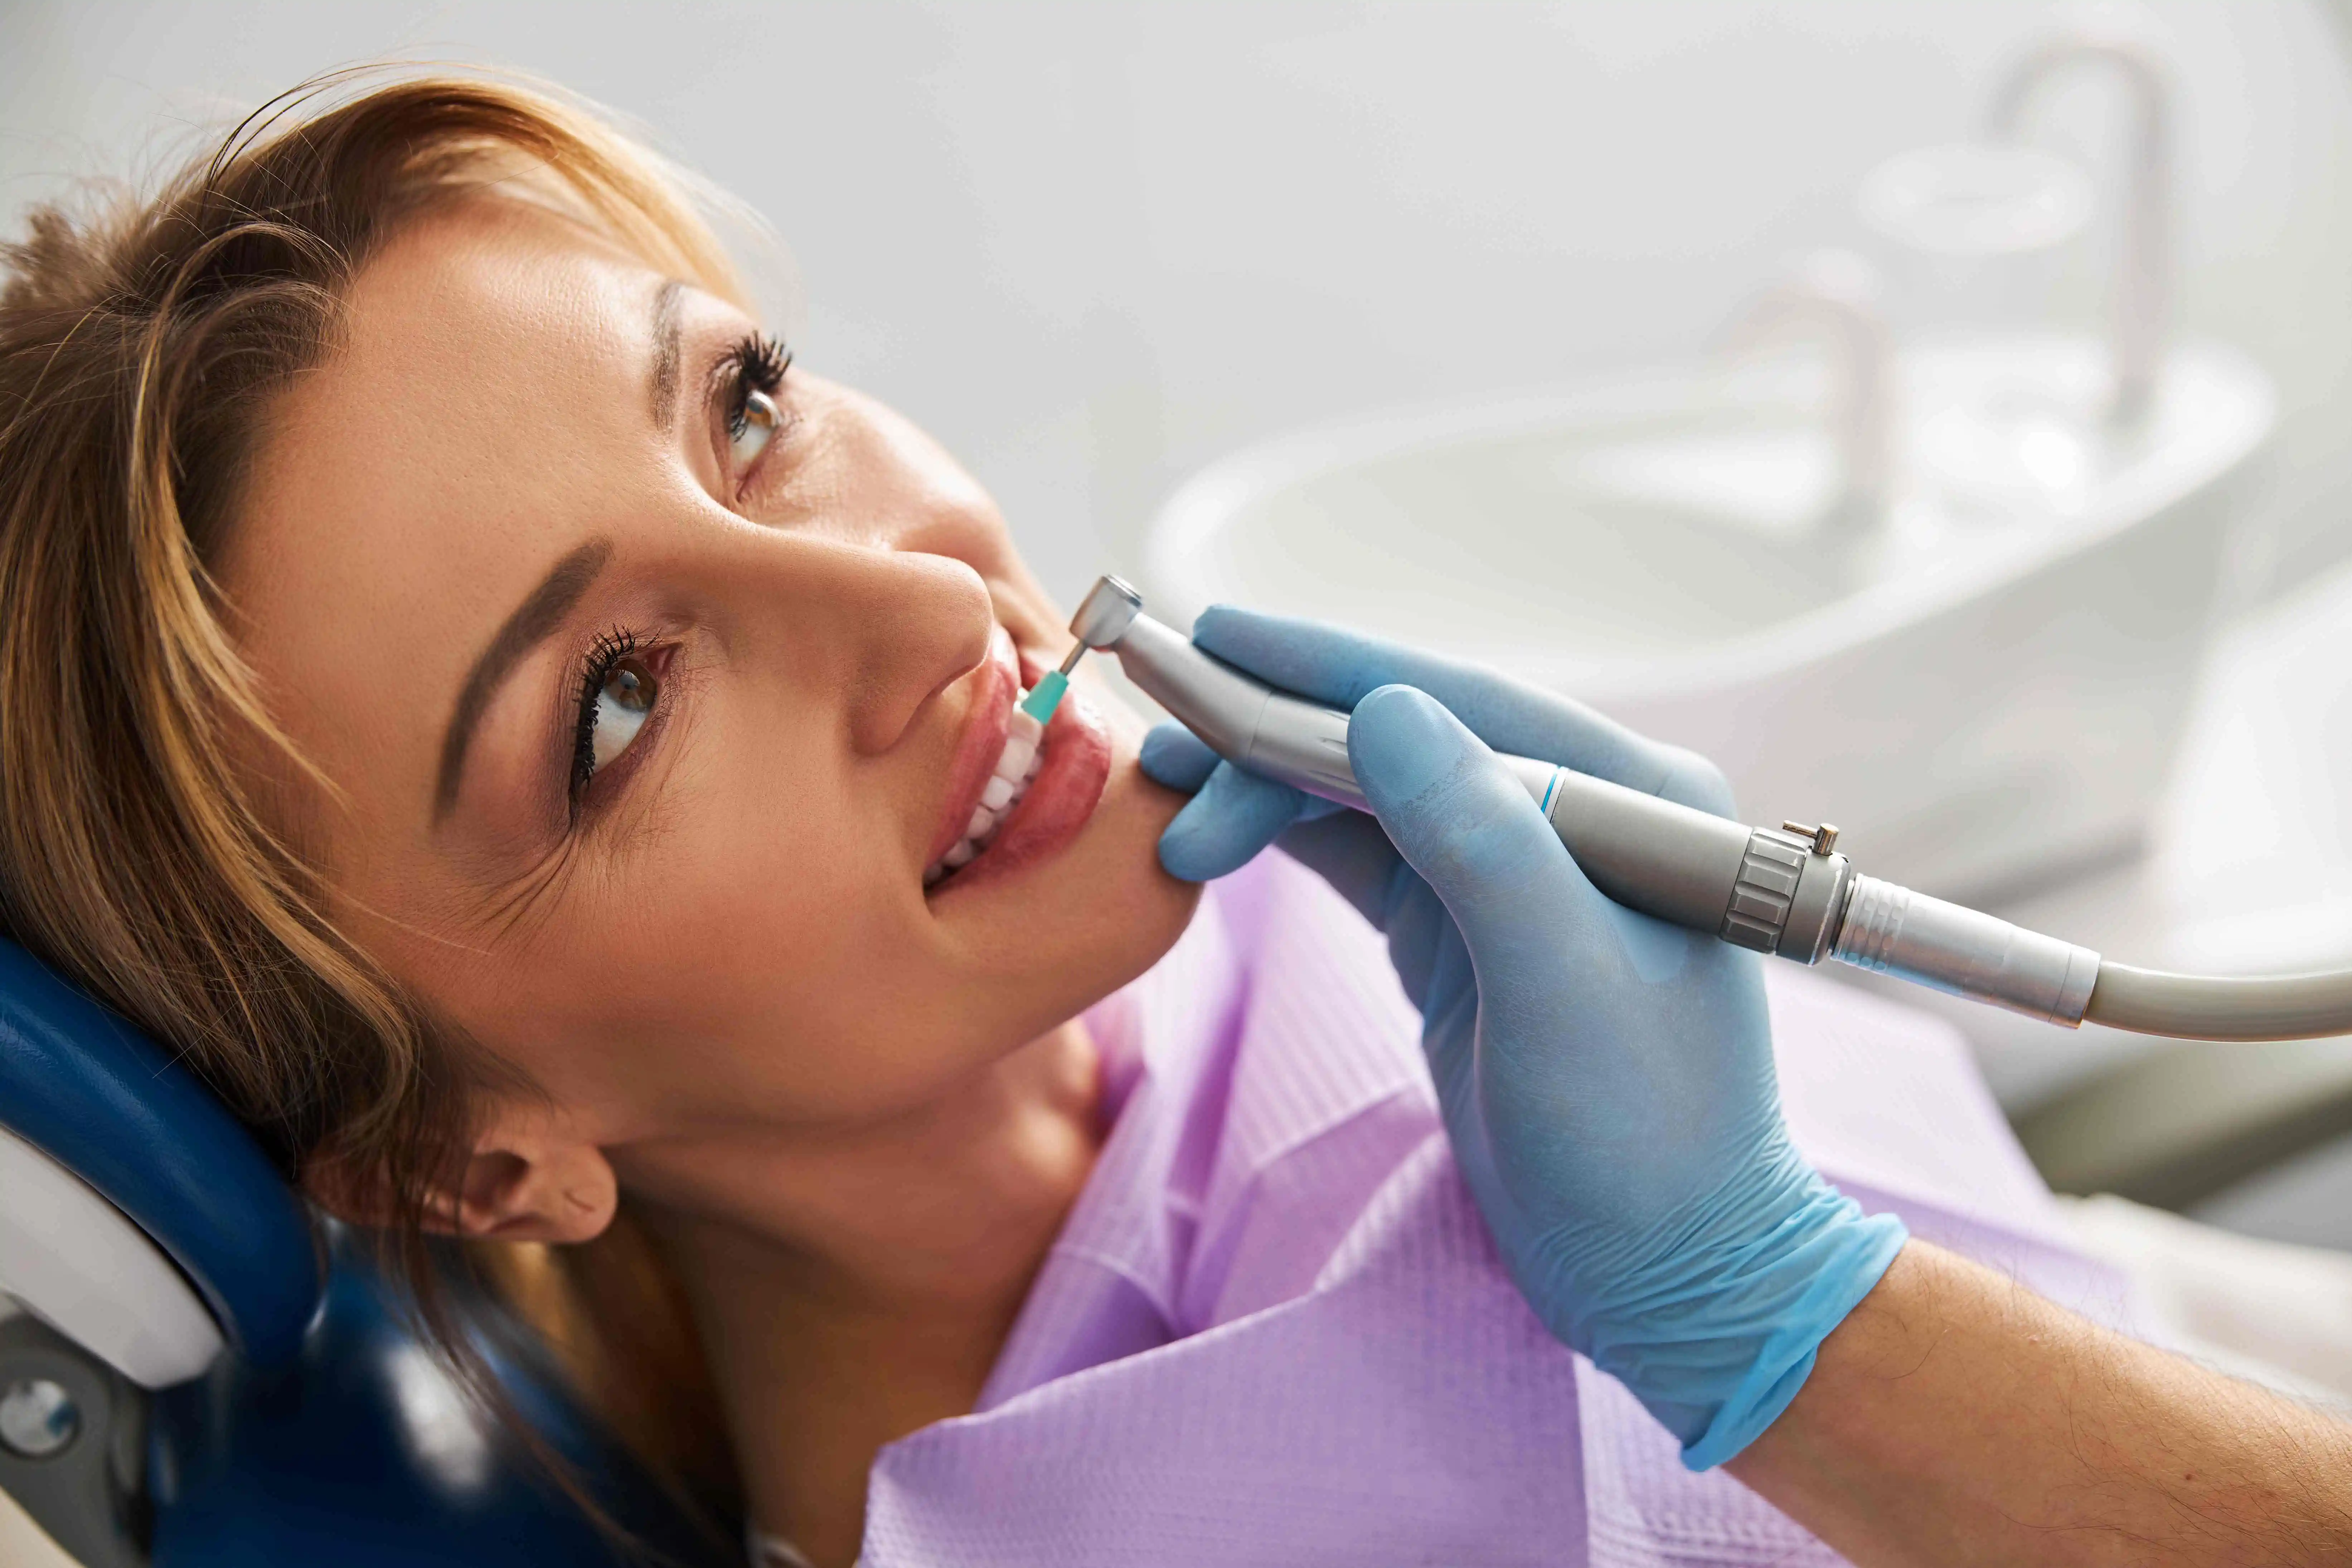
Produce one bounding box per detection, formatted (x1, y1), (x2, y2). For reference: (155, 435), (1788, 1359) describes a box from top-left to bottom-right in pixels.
(0, 935), (736, 1566)
(0, 938), (316, 1367)
(152, 1233), (737, 1567)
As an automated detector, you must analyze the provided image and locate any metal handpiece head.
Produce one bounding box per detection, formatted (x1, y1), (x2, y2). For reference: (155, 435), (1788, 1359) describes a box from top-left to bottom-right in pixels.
(1018, 576), (1146, 727)
(1069, 575), (1144, 650)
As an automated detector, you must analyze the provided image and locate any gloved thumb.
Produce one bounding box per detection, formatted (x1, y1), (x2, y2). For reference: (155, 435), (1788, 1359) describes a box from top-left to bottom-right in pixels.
(1348, 685), (1616, 996)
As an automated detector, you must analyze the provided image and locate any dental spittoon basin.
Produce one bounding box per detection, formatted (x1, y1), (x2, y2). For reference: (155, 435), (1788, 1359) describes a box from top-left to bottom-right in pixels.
(1146, 334), (2275, 903)
(1074, 574), (2352, 1045)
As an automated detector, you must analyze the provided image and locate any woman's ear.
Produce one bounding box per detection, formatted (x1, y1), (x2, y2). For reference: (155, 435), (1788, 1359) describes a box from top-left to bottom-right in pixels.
(302, 1103), (620, 1245)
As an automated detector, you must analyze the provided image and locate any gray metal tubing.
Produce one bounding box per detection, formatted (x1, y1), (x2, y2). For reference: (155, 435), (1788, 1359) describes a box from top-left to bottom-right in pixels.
(1832, 875), (2101, 1027)
(2084, 963), (2352, 1042)
(1100, 591), (2352, 1042)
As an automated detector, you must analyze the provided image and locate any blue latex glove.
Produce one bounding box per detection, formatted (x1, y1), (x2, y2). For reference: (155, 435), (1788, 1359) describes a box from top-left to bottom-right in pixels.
(1139, 608), (1906, 1469)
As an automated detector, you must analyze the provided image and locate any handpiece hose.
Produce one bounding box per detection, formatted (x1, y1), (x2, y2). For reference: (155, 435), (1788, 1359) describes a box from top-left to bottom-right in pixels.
(1067, 575), (2352, 1042)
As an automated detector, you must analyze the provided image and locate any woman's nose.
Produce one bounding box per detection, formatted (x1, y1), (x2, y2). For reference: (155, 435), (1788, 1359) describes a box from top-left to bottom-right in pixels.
(797, 544), (997, 757)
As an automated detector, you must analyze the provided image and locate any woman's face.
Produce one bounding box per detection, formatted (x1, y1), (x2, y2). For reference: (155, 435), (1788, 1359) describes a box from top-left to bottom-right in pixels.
(223, 196), (1199, 1180)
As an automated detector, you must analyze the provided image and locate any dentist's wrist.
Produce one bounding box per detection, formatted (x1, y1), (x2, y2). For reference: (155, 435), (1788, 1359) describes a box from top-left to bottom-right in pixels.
(1672, 1189), (1908, 1470)
(1561, 1155), (1909, 1470)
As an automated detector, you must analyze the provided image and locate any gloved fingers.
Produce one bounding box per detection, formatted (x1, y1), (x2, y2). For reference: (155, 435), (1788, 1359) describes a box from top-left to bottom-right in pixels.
(1139, 720), (1222, 793)
(1274, 807), (1414, 938)
(1158, 760), (1313, 881)
(1277, 805), (1482, 1107)
(1192, 606), (1737, 820)
(1644, 741), (1737, 819)
(1349, 684), (1628, 1000)
(1407, 911), (1481, 1099)
(1144, 718), (1352, 822)
(1368, 884), (1504, 1195)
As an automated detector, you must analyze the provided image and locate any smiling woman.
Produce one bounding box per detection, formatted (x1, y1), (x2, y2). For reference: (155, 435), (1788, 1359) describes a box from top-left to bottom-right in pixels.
(0, 70), (1193, 1563)
(3, 59), (2276, 1568)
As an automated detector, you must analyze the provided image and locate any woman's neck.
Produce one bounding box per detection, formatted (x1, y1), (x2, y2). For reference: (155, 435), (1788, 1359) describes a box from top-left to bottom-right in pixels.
(644, 1022), (1102, 1568)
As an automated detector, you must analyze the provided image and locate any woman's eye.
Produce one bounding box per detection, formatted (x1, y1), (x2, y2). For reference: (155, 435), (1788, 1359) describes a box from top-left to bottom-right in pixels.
(591, 656), (658, 771)
(729, 388), (782, 469)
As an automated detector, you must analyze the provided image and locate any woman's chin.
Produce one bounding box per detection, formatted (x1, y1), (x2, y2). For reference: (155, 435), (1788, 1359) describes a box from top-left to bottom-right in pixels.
(931, 729), (1201, 1027)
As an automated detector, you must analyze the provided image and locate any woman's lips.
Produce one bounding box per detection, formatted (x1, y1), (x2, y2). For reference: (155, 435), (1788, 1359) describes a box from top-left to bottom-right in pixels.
(925, 627), (1020, 871)
(930, 668), (1112, 899)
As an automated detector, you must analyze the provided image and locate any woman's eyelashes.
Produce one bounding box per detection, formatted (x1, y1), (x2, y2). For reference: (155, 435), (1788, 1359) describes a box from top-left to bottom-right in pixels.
(556, 329), (783, 814)
(720, 332), (792, 484)
(569, 627), (663, 805)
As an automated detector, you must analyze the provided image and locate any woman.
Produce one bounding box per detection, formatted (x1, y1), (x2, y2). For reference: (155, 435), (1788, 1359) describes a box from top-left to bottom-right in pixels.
(0, 73), (2130, 1566)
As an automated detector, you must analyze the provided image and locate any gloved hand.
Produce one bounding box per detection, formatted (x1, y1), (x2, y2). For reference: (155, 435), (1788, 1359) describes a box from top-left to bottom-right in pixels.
(1140, 608), (1906, 1469)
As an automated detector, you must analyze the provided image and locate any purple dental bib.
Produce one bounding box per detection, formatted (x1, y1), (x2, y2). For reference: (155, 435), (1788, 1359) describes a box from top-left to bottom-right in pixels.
(862, 854), (2134, 1566)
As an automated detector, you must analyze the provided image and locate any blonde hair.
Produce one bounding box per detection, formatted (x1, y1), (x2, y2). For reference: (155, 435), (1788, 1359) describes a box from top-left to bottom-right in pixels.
(0, 69), (749, 1515)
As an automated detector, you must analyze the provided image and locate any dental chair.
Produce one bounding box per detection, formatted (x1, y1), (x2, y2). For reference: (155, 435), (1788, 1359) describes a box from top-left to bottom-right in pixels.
(0, 937), (736, 1567)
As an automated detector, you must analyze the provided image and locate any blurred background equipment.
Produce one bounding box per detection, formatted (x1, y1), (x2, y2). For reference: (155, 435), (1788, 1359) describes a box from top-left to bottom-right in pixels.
(10, 1), (2352, 610)
(1147, 21), (2270, 908)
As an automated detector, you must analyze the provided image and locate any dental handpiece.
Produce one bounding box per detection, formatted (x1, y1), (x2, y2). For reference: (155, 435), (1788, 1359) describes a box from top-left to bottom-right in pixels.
(1065, 574), (2352, 1043)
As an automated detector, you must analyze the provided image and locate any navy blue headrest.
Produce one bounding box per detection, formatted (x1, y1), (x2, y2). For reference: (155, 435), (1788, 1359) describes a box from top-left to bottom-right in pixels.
(0, 936), (319, 1367)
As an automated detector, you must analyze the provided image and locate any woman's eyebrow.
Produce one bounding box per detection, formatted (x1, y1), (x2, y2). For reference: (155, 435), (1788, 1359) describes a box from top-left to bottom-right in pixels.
(648, 277), (685, 428)
(433, 538), (614, 821)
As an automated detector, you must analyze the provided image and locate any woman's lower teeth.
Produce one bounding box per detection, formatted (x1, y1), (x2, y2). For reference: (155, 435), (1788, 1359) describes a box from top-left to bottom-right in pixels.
(926, 704), (1046, 885)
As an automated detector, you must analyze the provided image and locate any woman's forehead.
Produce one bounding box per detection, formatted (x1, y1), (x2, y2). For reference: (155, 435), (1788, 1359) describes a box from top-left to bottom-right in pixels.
(340, 197), (674, 391)
(238, 199), (692, 587)
(220, 200), (701, 836)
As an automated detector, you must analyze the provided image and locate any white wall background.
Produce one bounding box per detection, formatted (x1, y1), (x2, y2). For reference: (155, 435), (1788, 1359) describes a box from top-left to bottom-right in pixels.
(4, 0), (2351, 611)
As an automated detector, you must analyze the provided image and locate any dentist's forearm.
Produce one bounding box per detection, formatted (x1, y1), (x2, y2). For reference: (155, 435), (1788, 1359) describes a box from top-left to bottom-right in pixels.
(1727, 1241), (2352, 1567)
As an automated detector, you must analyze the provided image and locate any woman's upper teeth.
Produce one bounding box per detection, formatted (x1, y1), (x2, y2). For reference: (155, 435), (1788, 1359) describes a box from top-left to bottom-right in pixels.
(926, 702), (1047, 885)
